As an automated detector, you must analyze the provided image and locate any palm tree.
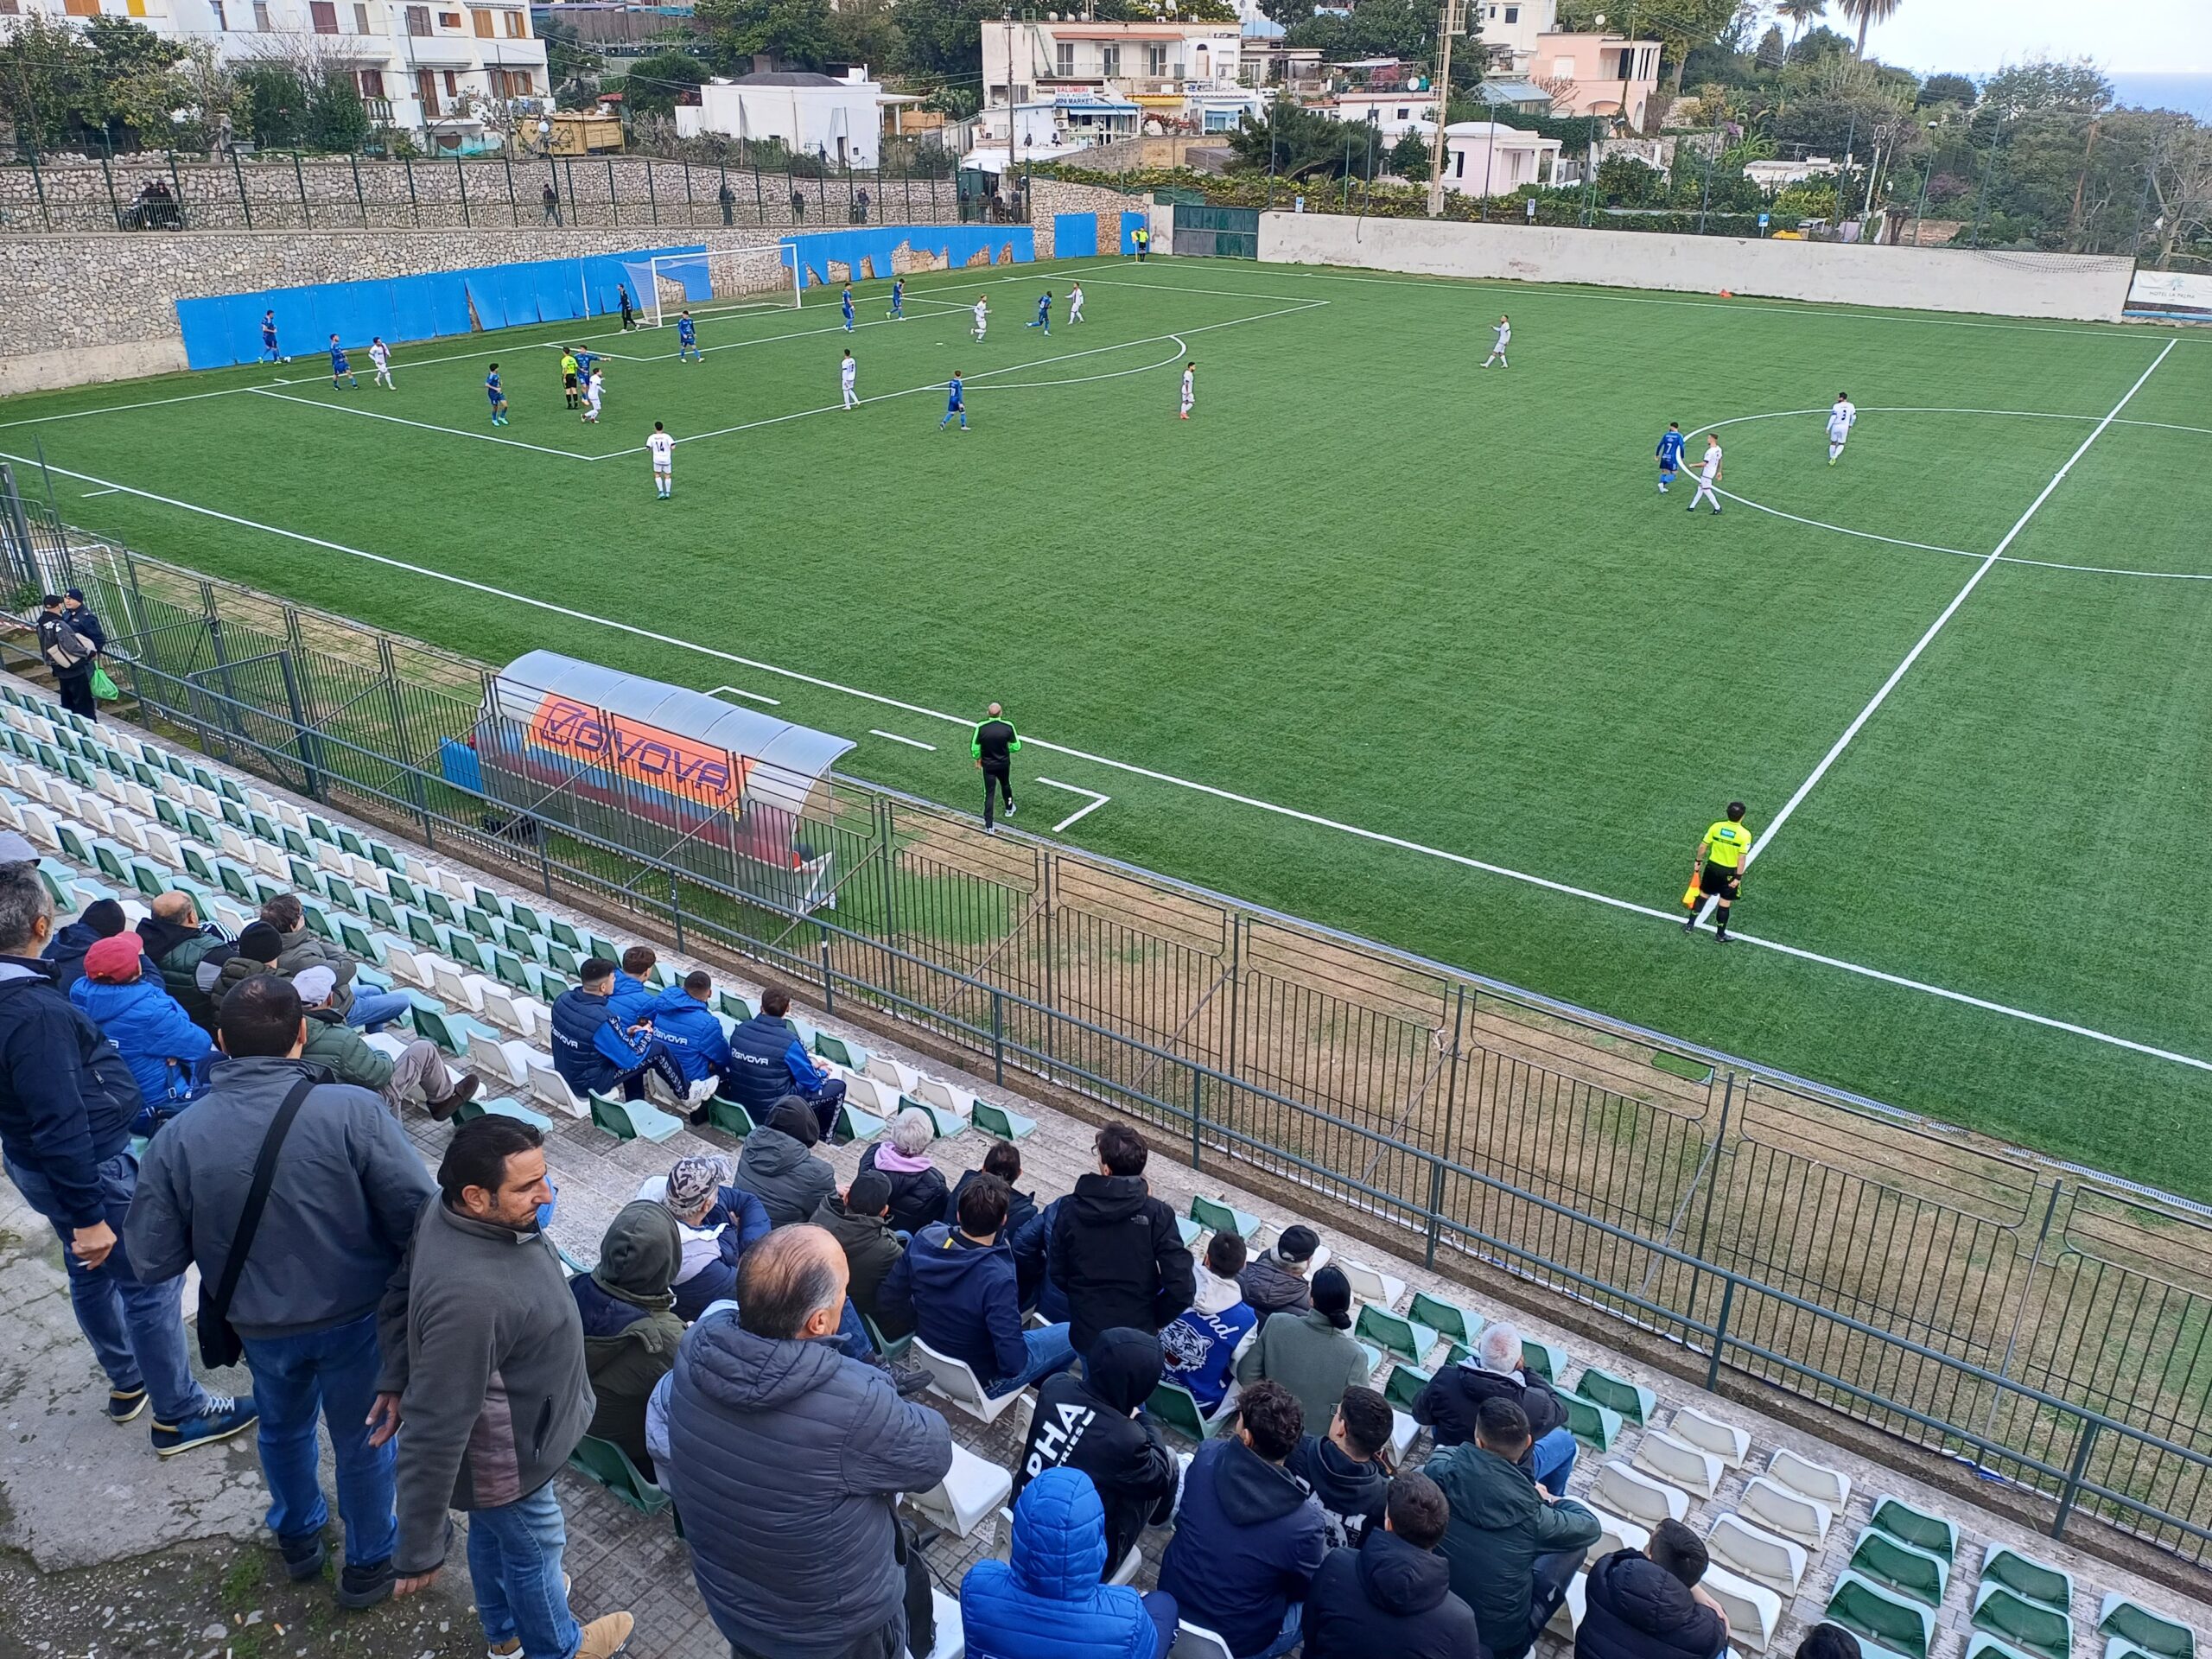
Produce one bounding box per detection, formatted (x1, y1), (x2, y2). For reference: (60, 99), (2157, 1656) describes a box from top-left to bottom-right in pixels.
(1777, 0), (1827, 60)
(1837, 0), (1902, 57)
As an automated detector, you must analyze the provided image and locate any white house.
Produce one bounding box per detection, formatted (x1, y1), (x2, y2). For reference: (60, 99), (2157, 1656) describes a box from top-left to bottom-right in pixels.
(1325, 88), (1440, 141)
(683, 69), (884, 168)
(0, 0), (549, 152)
(1408, 118), (1564, 194)
(1475, 0), (1555, 67)
(980, 16), (1248, 128)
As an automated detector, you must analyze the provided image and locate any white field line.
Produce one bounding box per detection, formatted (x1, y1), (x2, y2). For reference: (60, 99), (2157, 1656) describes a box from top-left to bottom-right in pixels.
(79, 486), (120, 498)
(708, 683), (780, 706)
(1742, 340), (2177, 874)
(869, 728), (937, 751)
(7, 442), (2204, 1076)
(1035, 777), (1112, 832)
(247, 387), (598, 459)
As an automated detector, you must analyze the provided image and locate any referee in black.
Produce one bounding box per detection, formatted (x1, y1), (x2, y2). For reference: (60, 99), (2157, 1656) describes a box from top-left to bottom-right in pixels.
(971, 702), (1020, 831)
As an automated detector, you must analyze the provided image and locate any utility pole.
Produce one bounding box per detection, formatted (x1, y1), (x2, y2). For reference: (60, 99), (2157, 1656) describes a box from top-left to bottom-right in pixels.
(1426, 0), (1466, 218)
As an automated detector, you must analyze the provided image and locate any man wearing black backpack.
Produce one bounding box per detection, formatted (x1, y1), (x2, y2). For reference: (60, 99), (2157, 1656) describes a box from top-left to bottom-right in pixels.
(35, 594), (99, 721)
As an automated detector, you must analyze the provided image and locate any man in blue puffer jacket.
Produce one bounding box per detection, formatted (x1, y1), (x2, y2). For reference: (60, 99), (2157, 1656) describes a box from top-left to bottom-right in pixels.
(70, 936), (213, 1131)
(646, 971), (734, 1111)
(721, 984), (845, 1138)
(963, 1466), (1179, 1659)
(548, 957), (690, 1103)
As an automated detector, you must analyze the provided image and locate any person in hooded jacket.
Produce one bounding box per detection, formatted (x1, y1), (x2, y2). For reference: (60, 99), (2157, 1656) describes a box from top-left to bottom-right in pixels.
(859, 1107), (950, 1238)
(1050, 1122), (1195, 1356)
(1160, 1230), (1260, 1413)
(572, 1198), (686, 1480)
(548, 957), (692, 1105)
(1013, 1326), (1179, 1575)
(963, 1466), (1179, 1659)
(1304, 1470), (1482, 1659)
(42, 896), (129, 995)
(945, 1140), (1039, 1239)
(70, 934), (213, 1128)
(1010, 1192), (1071, 1323)
(135, 891), (232, 1033)
(816, 1169), (910, 1338)
(733, 1094), (838, 1227)
(1239, 1224), (1320, 1319)
(1578, 1519), (1730, 1659)
(1286, 1386), (1393, 1549)
(1414, 1319), (1575, 1492)
(213, 920), (284, 1002)
(1235, 1264), (1371, 1438)
(881, 1173), (1076, 1395)
(657, 1153), (772, 1321)
(1156, 1378), (1332, 1659)
(646, 970), (734, 1115)
(1430, 1396), (1601, 1659)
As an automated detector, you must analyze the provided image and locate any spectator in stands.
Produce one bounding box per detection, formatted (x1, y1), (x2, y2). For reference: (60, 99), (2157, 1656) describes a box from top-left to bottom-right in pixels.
(1579, 1517), (1730, 1659)
(1241, 1224), (1321, 1319)
(945, 1138), (1039, 1237)
(881, 1172), (1077, 1396)
(42, 894), (127, 995)
(815, 1167), (911, 1339)
(1414, 1319), (1575, 1492)
(1236, 1263), (1370, 1435)
(610, 945), (658, 1023)
(1013, 1325), (1178, 1575)
(1287, 1386), (1394, 1549)
(377, 1116), (633, 1659)
(0, 862), (254, 1458)
(292, 967), (480, 1120)
(663, 1224), (953, 1659)
(1158, 1377), (1332, 1659)
(1052, 1122), (1196, 1355)
(721, 985), (847, 1139)
(1428, 1396), (1602, 1659)
(213, 920), (285, 1003)
(35, 594), (99, 721)
(262, 893), (410, 1032)
(734, 1094), (838, 1227)
(127, 974), (431, 1606)
(572, 1198), (684, 1481)
(647, 969), (735, 1120)
(541, 181), (559, 225)
(135, 891), (232, 1033)
(1304, 1470), (1482, 1659)
(963, 1465), (1179, 1659)
(658, 1152), (772, 1322)
(72, 933), (211, 1131)
(548, 957), (691, 1105)
(1796, 1625), (1862, 1659)
(1011, 1188), (1071, 1324)
(858, 1106), (950, 1237)
(61, 588), (108, 653)
(1161, 1229), (1260, 1413)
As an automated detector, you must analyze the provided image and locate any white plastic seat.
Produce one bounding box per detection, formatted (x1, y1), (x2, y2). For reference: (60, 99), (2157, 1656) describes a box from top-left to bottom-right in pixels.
(912, 1442), (1012, 1539)
(1706, 1512), (1808, 1592)
(480, 1039), (549, 1088)
(1634, 1430), (1723, 1499)
(1598, 1460), (1689, 1524)
(479, 983), (548, 1042)
(1337, 1257), (1407, 1311)
(314, 841), (350, 877)
(912, 1337), (1029, 1425)
(380, 943), (434, 991)
(361, 1031), (410, 1064)
(842, 1071), (907, 1122)
(1587, 1507), (1652, 1567)
(1740, 1474), (1833, 1548)
(866, 1052), (924, 1096)
(1544, 1573), (1590, 1640)
(1702, 1561), (1782, 1652)
(914, 1076), (977, 1118)
(910, 1588), (963, 1659)
(1674, 1406), (1752, 1468)
(1389, 1408), (1419, 1464)
(1766, 1446), (1851, 1510)
(529, 1064), (588, 1119)
(429, 959), (493, 1014)
(1170, 1624), (1236, 1659)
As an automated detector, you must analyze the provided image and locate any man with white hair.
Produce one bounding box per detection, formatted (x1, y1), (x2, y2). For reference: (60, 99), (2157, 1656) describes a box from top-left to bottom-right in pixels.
(294, 966), (479, 1121)
(1413, 1318), (1578, 1493)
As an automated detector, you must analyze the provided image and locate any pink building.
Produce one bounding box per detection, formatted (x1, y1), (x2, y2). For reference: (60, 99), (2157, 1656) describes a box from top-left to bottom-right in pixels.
(1533, 32), (1662, 130)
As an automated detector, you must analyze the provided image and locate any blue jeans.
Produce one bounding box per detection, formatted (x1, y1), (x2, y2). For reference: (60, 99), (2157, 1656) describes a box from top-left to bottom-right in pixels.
(4, 1148), (209, 1425)
(1252, 1600), (1304, 1659)
(836, 1297), (874, 1361)
(1530, 1425), (1578, 1497)
(346, 988), (415, 1033)
(239, 1311), (394, 1562)
(986, 1322), (1077, 1398)
(467, 1479), (581, 1659)
(1141, 1591), (1179, 1659)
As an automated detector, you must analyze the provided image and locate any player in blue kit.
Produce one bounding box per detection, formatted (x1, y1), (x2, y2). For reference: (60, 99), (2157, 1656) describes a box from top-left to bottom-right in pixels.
(938, 371), (968, 431)
(261, 310), (281, 363)
(1028, 291), (1052, 334)
(889, 277), (906, 320)
(842, 283), (855, 332)
(327, 335), (358, 389)
(1656, 423), (1686, 493)
(486, 363), (508, 426)
(676, 311), (702, 362)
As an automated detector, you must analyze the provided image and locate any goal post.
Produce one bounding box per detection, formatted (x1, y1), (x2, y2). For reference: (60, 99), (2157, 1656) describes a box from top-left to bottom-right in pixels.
(635, 246), (802, 327)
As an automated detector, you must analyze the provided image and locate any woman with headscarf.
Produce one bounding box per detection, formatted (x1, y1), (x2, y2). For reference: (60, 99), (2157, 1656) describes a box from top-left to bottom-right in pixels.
(658, 1154), (772, 1322)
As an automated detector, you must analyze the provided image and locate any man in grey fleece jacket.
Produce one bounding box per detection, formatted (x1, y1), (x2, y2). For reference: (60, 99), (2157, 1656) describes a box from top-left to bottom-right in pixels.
(373, 1116), (635, 1659)
(126, 975), (435, 1606)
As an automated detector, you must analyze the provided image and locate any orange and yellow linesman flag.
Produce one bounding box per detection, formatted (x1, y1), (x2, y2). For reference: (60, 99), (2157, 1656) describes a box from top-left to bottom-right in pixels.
(1681, 868), (1703, 910)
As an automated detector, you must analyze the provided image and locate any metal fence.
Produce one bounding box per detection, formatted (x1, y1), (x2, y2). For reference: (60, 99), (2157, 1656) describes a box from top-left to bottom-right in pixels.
(0, 149), (1014, 236)
(10, 508), (2212, 1579)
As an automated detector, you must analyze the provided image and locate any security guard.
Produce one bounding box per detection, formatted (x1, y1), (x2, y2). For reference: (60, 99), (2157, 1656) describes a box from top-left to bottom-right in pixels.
(971, 702), (1020, 831)
(1686, 801), (1753, 942)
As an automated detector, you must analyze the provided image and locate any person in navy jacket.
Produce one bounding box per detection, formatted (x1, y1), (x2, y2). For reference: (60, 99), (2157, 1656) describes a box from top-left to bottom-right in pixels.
(548, 957), (687, 1103)
(880, 1175), (1076, 1397)
(720, 984), (846, 1137)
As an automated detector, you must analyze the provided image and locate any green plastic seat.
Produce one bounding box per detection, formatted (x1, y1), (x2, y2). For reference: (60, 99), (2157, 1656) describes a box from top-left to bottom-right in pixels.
(384, 873), (417, 907)
(972, 1097), (1037, 1140)
(588, 1090), (684, 1143)
(550, 918), (583, 950)
(366, 892), (400, 931)
(449, 932), (489, 973)
(814, 1033), (865, 1071)
(1851, 1527), (1949, 1607)
(546, 941), (581, 977)
(219, 798), (249, 830)
(471, 885), (506, 919)
(409, 1004), (486, 1058)
(1974, 1586), (2073, 1659)
(568, 1434), (670, 1516)
(1354, 1303), (1437, 1365)
(463, 906), (497, 941)
(836, 1101), (887, 1143)
(588, 936), (620, 966)
(287, 855), (320, 892)
(1442, 1341), (1472, 1370)
(1982, 1545), (2071, 1613)
(281, 826), (312, 860)
(1190, 1194), (1261, 1240)
(184, 807), (218, 843)
(129, 861), (168, 899)
(153, 796), (187, 832)
(1408, 1291), (1483, 1347)
(372, 842), (404, 874)
(2098, 1600), (2192, 1659)
(1147, 1379), (1230, 1441)
(717, 989), (754, 1022)
(301, 901), (334, 942)
(407, 911), (447, 952)
(707, 1096), (757, 1139)
(1520, 1338), (1570, 1382)
(54, 822), (92, 864)
(862, 1311), (912, 1362)
(336, 825), (367, 859)
(180, 845), (219, 886)
(91, 841), (130, 885)
(1869, 1496), (1958, 1563)
(338, 917), (382, 962)
(1555, 1388), (1624, 1451)
(1574, 1367), (1656, 1425)
(1382, 1364), (1431, 1413)
(507, 901), (544, 936)
(322, 875), (360, 915)
(493, 950), (534, 993)
(1828, 1571), (1936, 1659)
(423, 890), (457, 925)
(450, 1094), (552, 1132)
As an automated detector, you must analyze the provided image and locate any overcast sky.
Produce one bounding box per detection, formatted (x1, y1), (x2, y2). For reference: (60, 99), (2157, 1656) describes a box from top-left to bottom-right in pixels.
(1853, 0), (2209, 76)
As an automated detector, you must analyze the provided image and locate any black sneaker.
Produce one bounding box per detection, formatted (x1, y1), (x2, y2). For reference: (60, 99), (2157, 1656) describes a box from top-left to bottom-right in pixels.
(1682, 916), (1696, 933)
(278, 1531), (326, 1582)
(869, 1356), (931, 1397)
(107, 1387), (148, 1424)
(1713, 928), (1732, 944)
(429, 1073), (481, 1122)
(338, 1556), (395, 1610)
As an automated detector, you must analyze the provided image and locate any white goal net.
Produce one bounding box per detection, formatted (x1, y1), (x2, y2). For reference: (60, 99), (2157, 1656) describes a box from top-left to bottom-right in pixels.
(632, 245), (801, 327)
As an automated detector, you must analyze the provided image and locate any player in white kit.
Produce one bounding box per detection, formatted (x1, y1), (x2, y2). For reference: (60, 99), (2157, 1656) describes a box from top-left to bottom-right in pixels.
(1483, 315), (1510, 367)
(841, 349), (860, 409)
(369, 337), (394, 389)
(1068, 283), (1085, 323)
(647, 421), (674, 499)
(582, 368), (604, 424)
(1688, 435), (1724, 514)
(1827, 391), (1856, 465)
(1179, 361), (1196, 420)
(972, 297), (989, 341)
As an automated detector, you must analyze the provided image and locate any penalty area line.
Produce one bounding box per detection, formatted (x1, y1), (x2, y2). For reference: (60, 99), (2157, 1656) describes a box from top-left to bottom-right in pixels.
(1035, 778), (1111, 833)
(4, 445), (2203, 1081)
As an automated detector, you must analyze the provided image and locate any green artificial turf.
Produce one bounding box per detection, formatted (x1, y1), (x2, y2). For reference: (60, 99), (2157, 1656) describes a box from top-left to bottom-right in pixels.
(3, 252), (2207, 1194)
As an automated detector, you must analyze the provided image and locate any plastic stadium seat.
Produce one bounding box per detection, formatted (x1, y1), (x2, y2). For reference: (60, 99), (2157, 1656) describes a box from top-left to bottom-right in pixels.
(1633, 1430), (1722, 1499)
(914, 1076), (978, 1119)
(1542, 1573), (1589, 1642)
(706, 1096), (757, 1139)
(969, 1096), (1038, 1141)
(1850, 1526), (1949, 1607)
(1353, 1303), (1436, 1366)
(715, 988), (754, 1022)
(452, 1095), (554, 1133)
(1169, 1623), (1236, 1659)
(1408, 1291), (1483, 1348)
(530, 1065), (588, 1119)
(813, 1031), (868, 1072)
(587, 1090), (685, 1144)
(568, 1434), (670, 1516)
(1189, 1195), (1261, 1242)
(862, 1312), (912, 1363)
(1973, 1584), (2073, 1659)
(912, 1338), (1027, 1426)
(1704, 1564), (1783, 1653)
(479, 984), (548, 1043)
(1574, 1368), (1656, 1426)
(1147, 1379), (1234, 1442)
(1828, 1571), (1936, 1659)
(1382, 1364), (1430, 1414)
(1706, 1512), (1808, 1592)
(841, 1071), (907, 1123)
(1973, 1637), (2049, 1659)
(1597, 1461), (1688, 1525)
(1869, 1496), (1958, 1562)
(1981, 1544), (2072, 1613)
(836, 1097), (888, 1145)
(1555, 1388), (1624, 1451)
(1740, 1475), (1833, 1548)
(924, 1587), (965, 1659)
(481, 1039), (548, 1089)
(2098, 1599), (2194, 1659)
(1767, 1446), (1851, 1510)
(1587, 1508), (1652, 1567)
(1673, 1405), (1751, 1468)
(1520, 1338), (1570, 1382)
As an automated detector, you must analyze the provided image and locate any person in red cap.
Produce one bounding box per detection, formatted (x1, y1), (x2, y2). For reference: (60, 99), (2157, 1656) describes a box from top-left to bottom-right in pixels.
(69, 933), (212, 1132)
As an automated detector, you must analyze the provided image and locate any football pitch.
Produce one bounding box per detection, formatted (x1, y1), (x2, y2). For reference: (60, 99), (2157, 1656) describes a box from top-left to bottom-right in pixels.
(4, 253), (2209, 1196)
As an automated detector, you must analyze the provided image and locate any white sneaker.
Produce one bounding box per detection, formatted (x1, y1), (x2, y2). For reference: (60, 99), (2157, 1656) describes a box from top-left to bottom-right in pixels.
(686, 1077), (719, 1105)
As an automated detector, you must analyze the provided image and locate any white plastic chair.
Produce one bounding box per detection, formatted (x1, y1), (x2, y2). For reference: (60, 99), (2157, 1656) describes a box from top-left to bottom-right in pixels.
(912, 1442), (1012, 1538)
(911, 1337), (1029, 1425)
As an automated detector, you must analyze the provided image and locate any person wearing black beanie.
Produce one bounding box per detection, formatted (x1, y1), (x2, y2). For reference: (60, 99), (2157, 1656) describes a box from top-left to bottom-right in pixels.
(43, 897), (133, 994)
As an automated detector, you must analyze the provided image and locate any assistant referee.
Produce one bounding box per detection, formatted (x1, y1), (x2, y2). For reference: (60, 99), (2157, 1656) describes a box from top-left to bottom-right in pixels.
(971, 702), (1020, 831)
(1686, 801), (1753, 942)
